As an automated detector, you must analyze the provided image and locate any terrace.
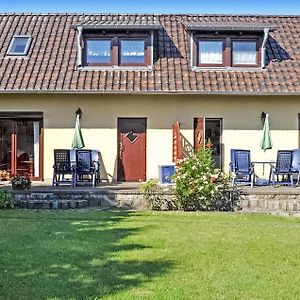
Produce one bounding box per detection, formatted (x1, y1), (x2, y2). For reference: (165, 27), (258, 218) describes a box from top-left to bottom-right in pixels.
(1, 179), (299, 215)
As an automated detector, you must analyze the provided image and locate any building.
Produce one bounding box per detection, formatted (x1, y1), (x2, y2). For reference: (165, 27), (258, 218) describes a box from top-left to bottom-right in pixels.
(0, 13), (300, 181)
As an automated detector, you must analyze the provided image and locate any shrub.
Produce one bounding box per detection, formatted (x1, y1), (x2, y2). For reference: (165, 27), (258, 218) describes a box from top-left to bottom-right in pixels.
(173, 147), (235, 211)
(0, 190), (14, 209)
(140, 179), (178, 210)
(11, 175), (31, 190)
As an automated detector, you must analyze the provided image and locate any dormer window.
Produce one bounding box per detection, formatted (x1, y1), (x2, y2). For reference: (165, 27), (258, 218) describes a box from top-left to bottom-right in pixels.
(82, 33), (151, 67)
(185, 22), (272, 69)
(75, 18), (161, 69)
(7, 36), (32, 56)
(195, 35), (260, 68)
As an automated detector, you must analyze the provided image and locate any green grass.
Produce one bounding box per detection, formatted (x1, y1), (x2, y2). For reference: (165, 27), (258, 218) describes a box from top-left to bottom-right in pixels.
(0, 210), (300, 300)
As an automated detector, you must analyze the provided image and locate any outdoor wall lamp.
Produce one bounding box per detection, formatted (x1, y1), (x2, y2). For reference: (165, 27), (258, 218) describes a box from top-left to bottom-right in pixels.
(261, 111), (266, 126)
(75, 107), (82, 119)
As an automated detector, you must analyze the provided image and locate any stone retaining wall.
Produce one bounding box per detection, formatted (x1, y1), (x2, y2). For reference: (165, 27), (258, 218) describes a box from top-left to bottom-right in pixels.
(12, 190), (145, 210)
(11, 189), (300, 215)
(238, 193), (300, 215)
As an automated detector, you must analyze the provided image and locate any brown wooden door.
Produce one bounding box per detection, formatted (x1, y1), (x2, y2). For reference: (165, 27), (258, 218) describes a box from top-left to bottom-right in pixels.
(194, 117), (204, 151)
(118, 118), (146, 182)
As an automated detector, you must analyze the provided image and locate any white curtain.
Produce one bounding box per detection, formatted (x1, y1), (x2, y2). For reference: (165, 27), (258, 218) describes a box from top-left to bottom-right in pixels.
(199, 41), (223, 64)
(33, 122), (39, 177)
(232, 42), (257, 65)
(87, 40), (110, 57)
(121, 40), (144, 57)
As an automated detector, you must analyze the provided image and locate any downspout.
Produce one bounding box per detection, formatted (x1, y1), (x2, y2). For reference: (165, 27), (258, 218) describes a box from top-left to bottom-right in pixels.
(261, 27), (269, 69)
(77, 26), (83, 67)
(190, 32), (194, 68)
(150, 30), (154, 66)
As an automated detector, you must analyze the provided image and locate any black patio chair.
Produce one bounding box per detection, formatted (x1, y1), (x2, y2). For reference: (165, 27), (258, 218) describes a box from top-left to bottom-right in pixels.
(91, 150), (101, 184)
(52, 149), (74, 186)
(230, 149), (255, 188)
(74, 150), (97, 187)
(269, 150), (293, 186)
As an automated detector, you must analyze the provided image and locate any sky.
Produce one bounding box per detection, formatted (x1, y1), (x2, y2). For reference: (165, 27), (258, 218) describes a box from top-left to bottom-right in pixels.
(1, 0), (300, 15)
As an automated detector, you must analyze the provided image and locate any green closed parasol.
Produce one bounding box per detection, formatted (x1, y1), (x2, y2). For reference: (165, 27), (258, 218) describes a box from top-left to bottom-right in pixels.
(260, 113), (272, 151)
(72, 111), (85, 149)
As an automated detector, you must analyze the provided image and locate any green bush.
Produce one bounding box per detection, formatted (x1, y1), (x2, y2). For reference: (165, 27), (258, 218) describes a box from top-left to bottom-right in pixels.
(173, 148), (235, 211)
(0, 190), (14, 209)
(140, 179), (178, 210)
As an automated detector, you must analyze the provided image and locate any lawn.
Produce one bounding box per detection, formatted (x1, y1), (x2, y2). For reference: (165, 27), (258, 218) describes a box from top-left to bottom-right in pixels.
(0, 210), (300, 300)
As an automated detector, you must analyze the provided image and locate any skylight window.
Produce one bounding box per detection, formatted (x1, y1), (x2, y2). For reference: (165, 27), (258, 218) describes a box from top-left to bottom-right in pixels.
(7, 36), (32, 56)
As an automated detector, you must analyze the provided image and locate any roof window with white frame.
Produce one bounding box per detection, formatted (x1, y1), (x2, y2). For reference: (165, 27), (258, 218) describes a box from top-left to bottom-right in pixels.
(7, 36), (32, 56)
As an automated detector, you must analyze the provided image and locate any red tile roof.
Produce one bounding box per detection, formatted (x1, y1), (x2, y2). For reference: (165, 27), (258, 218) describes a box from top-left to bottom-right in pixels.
(0, 13), (300, 94)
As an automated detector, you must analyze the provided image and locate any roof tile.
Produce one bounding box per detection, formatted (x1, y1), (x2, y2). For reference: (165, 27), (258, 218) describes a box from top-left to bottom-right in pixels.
(1, 13), (300, 94)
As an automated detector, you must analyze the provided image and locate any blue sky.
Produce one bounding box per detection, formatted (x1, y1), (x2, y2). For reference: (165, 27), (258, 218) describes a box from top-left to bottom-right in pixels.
(1, 0), (300, 14)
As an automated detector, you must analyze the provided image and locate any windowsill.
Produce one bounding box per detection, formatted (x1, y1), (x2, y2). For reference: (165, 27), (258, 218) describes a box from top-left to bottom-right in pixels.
(5, 55), (29, 59)
(78, 65), (153, 71)
(191, 66), (265, 72)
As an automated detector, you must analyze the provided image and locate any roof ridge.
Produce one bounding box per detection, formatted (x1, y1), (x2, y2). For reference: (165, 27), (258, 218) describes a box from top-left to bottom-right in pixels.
(1, 13), (300, 18)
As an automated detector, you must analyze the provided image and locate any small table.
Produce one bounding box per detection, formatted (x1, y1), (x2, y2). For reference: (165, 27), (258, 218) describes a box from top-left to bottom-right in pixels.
(252, 161), (275, 185)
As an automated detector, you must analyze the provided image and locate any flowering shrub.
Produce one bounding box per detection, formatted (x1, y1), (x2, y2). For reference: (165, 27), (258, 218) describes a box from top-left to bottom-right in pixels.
(173, 148), (234, 211)
(11, 175), (31, 190)
(140, 178), (178, 210)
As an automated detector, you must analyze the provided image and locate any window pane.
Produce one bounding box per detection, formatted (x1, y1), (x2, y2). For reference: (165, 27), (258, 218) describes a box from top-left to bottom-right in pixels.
(199, 41), (223, 64)
(232, 41), (257, 65)
(120, 40), (145, 64)
(86, 40), (111, 64)
(9, 37), (30, 55)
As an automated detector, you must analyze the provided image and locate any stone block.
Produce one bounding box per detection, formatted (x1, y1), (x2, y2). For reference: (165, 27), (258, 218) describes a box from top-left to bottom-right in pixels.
(35, 193), (49, 200)
(27, 201), (34, 209)
(88, 198), (101, 207)
(249, 198), (257, 208)
(273, 201), (279, 210)
(71, 194), (83, 200)
(61, 201), (69, 210)
(35, 201), (44, 209)
(43, 201), (51, 209)
(52, 201), (58, 209)
(77, 200), (87, 208)
(69, 201), (77, 209)
(14, 194), (27, 201)
(293, 203), (298, 211)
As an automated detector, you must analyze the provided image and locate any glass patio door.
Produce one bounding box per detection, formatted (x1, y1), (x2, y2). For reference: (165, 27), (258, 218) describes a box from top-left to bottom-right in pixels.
(0, 117), (42, 180)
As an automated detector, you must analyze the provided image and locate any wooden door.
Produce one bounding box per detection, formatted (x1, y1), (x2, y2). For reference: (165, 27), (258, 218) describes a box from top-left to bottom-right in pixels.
(194, 117), (204, 151)
(118, 118), (146, 182)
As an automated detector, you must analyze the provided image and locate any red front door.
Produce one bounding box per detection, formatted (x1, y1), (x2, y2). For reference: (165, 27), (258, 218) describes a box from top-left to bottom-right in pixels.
(118, 118), (146, 182)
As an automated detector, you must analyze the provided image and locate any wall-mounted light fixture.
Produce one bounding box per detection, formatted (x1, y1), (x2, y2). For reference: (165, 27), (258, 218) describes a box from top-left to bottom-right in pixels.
(261, 111), (266, 126)
(75, 107), (82, 119)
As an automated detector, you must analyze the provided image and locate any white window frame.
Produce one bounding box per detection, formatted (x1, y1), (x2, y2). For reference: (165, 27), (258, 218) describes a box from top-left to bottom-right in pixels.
(7, 36), (32, 56)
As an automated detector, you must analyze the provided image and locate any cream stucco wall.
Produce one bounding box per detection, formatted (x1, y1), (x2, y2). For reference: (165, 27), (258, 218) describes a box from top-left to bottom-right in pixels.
(0, 93), (299, 181)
